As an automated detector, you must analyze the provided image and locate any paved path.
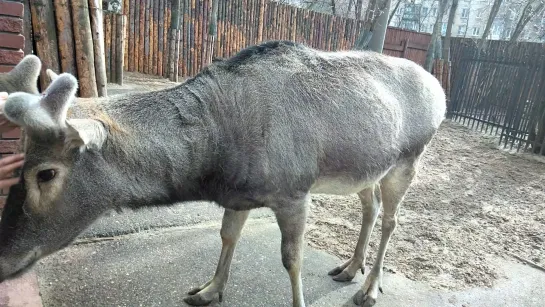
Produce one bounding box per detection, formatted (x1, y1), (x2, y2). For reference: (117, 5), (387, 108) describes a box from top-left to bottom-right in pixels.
(27, 202), (545, 307)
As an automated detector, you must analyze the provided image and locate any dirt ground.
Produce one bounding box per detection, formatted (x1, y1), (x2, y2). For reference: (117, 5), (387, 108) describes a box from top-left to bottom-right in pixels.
(306, 120), (545, 291)
(112, 73), (545, 291)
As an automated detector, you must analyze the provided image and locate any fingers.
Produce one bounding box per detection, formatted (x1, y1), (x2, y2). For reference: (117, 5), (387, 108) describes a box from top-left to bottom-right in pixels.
(0, 159), (24, 177)
(0, 177), (20, 190)
(0, 153), (24, 167)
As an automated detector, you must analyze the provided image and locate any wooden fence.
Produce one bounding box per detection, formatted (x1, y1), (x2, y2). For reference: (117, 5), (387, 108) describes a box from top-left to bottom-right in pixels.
(103, 12), (126, 85)
(116, 0), (432, 79)
(24, 0), (107, 97)
(448, 38), (545, 154)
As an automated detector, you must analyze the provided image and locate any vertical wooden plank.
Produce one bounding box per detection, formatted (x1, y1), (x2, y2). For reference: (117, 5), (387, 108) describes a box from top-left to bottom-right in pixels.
(139, 0), (145, 72)
(212, 0), (223, 57)
(111, 15), (117, 83)
(89, 0), (108, 96)
(250, 0), (256, 45)
(180, 0), (187, 77)
(201, 0), (209, 70)
(116, 14), (125, 85)
(128, 0), (135, 71)
(163, 0), (171, 77)
(158, 0), (164, 76)
(29, 0), (60, 90)
(53, 0), (76, 76)
(257, 0), (264, 43)
(228, 0), (234, 56)
(178, 0), (187, 76)
(71, 0), (98, 97)
(104, 13), (112, 81)
(219, 0), (226, 58)
(22, 0), (32, 56)
(188, 0), (194, 76)
(145, 0), (150, 73)
(153, 0), (159, 75)
(134, 0), (140, 72)
(144, 0), (150, 74)
(124, 1), (129, 70)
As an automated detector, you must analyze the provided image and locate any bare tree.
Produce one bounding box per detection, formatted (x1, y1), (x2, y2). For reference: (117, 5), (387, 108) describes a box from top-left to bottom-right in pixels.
(510, 0), (545, 42)
(353, 0), (392, 51)
(388, 0), (403, 25)
(355, 0), (365, 19)
(331, 0), (337, 14)
(425, 0), (448, 71)
(479, 0), (505, 50)
(443, 0), (458, 60)
(346, 0), (355, 17)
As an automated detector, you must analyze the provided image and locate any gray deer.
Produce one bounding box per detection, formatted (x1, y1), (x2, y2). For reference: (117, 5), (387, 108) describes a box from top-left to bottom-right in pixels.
(0, 41), (446, 307)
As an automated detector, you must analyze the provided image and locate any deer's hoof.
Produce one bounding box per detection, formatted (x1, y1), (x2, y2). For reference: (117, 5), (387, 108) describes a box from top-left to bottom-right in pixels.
(352, 289), (376, 307)
(183, 291), (222, 306)
(331, 270), (356, 282)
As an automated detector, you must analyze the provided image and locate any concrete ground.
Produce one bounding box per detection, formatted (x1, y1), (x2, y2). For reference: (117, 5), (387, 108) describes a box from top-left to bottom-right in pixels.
(31, 202), (545, 307)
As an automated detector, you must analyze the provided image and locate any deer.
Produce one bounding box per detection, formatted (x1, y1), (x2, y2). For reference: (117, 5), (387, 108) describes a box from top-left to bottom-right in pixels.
(0, 40), (446, 307)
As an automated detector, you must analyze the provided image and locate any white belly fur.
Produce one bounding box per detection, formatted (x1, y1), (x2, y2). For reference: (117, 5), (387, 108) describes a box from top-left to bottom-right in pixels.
(310, 169), (390, 195)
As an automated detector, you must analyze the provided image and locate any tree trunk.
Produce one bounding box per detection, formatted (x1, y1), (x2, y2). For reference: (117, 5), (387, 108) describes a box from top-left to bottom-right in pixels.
(510, 0), (545, 42)
(331, 0), (336, 15)
(366, 0), (392, 52)
(425, 0), (448, 72)
(346, 0), (354, 18)
(478, 0), (504, 50)
(442, 0), (458, 61)
(355, 0), (364, 20)
(169, 0), (181, 82)
(388, 0), (402, 25)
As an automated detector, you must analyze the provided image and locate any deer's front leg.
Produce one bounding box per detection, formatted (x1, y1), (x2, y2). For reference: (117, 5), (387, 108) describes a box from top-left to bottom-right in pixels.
(183, 209), (249, 306)
(273, 194), (310, 307)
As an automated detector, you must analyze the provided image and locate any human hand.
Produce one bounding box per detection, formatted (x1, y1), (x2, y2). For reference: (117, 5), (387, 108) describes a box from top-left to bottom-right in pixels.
(0, 153), (24, 190)
(0, 92), (19, 134)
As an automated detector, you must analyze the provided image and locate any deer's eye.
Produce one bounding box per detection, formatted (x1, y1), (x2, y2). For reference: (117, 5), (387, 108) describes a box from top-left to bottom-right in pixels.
(37, 169), (56, 183)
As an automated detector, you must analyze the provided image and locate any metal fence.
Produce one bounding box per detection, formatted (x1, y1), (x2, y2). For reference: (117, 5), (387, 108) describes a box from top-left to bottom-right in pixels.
(448, 38), (545, 154)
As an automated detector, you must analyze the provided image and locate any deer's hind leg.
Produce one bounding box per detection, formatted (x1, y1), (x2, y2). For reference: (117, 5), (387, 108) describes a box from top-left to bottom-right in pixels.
(328, 184), (382, 282)
(353, 157), (420, 306)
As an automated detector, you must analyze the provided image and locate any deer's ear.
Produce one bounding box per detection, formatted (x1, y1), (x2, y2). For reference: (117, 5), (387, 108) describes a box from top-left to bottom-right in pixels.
(6, 55), (41, 94)
(39, 73), (78, 127)
(46, 69), (59, 81)
(65, 119), (107, 152)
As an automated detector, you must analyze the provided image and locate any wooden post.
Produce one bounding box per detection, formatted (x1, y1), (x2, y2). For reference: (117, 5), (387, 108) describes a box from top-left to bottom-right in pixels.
(89, 0), (108, 96)
(169, 0), (181, 81)
(105, 13), (112, 82)
(111, 15), (117, 84)
(115, 14), (125, 85)
(71, 0), (98, 97)
(124, 0), (129, 71)
(139, 0), (146, 72)
(53, 0), (77, 76)
(163, 0), (171, 77)
(29, 0), (60, 91)
(207, 0), (220, 64)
